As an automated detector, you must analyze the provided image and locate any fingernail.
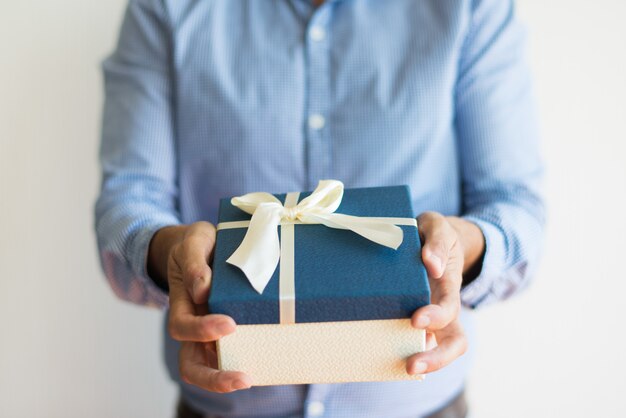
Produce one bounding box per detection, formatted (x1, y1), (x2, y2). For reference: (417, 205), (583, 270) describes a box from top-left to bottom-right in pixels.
(232, 379), (250, 390)
(416, 315), (430, 329)
(412, 362), (428, 374)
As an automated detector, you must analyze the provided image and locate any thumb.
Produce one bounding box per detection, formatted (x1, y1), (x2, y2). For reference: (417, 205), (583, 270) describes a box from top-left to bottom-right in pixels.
(177, 221), (217, 304)
(418, 212), (455, 279)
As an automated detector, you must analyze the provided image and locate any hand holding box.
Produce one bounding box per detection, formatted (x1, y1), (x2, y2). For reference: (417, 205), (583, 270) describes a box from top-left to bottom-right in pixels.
(209, 180), (430, 385)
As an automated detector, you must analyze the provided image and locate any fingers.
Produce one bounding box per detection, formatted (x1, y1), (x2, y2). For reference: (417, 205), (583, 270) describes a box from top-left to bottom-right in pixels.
(412, 254), (462, 331)
(169, 266), (236, 341)
(414, 212), (464, 331)
(411, 294), (459, 331)
(167, 221), (232, 343)
(168, 281), (237, 341)
(417, 212), (458, 279)
(176, 222), (217, 304)
(179, 341), (252, 392)
(406, 320), (468, 375)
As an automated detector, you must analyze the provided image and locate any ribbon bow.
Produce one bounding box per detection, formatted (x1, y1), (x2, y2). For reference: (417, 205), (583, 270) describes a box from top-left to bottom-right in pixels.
(226, 180), (404, 294)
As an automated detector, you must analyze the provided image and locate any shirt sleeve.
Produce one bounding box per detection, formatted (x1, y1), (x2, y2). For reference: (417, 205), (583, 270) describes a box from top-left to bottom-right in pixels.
(95, 0), (180, 309)
(455, 0), (546, 309)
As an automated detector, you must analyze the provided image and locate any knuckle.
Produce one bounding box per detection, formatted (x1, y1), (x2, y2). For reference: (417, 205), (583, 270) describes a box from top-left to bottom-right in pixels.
(184, 264), (205, 281)
(193, 221), (216, 232)
(420, 211), (442, 222)
(204, 221), (217, 235)
(417, 212), (436, 231)
(189, 222), (216, 242)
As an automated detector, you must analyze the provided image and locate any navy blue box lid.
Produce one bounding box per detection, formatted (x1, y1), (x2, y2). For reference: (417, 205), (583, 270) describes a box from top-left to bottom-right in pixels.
(209, 185), (430, 325)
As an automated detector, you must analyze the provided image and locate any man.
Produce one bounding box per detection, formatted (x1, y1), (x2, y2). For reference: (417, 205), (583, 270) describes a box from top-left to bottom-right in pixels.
(95, 0), (545, 417)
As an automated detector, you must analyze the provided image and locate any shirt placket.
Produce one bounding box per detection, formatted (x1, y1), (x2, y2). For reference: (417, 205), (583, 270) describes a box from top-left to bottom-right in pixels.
(304, 5), (333, 190)
(304, 381), (333, 418)
(303, 9), (335, 416)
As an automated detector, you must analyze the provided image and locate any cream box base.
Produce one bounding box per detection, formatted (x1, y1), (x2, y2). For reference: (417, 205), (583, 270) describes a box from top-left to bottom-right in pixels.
(217, 318), (425, 386)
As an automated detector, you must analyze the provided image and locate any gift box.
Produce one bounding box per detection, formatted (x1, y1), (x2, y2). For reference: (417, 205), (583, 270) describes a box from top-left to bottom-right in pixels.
(209, 181), (430, 385)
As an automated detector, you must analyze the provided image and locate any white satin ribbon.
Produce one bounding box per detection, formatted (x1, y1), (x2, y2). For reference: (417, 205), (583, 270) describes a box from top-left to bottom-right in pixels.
(222, 180), (410, 295)
(278, 192), (299, 324)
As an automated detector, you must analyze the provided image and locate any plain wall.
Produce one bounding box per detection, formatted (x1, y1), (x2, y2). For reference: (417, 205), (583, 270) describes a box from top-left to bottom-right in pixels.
(1, 1), (624, 417)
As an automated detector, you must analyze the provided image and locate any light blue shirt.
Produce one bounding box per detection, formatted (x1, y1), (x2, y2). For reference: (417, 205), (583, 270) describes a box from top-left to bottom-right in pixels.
(95, 0), (545, 416)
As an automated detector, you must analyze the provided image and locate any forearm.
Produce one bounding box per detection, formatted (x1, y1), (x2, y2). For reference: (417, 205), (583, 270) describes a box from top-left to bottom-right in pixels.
(95, 187), (181, 307)
(96, 0), (180, 307)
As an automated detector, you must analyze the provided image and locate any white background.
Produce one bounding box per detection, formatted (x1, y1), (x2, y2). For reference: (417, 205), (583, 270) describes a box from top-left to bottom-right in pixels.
(1, 1), (624, 417)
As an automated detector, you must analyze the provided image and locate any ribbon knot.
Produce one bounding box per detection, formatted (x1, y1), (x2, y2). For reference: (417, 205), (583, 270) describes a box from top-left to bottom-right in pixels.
(225, 180), (407, 295)
(282, 206), (300, 221)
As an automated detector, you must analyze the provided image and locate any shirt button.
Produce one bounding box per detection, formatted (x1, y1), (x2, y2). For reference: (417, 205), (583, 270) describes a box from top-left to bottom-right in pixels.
(308, 114), (326, 130)
(307, 401), (325, 416)
(309, 26), (326, 42)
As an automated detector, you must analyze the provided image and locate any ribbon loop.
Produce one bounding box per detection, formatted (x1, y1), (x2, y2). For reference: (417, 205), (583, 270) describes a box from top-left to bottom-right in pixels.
(226, 180), (405, 294)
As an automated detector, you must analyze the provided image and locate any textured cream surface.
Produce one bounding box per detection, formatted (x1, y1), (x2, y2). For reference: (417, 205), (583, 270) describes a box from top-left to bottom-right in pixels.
(217, 319), (425, 386)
